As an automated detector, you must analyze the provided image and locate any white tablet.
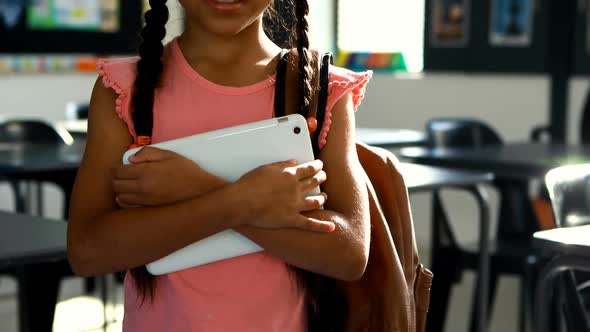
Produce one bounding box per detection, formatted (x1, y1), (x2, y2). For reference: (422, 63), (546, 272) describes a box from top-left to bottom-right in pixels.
(122, 114), (319, 275)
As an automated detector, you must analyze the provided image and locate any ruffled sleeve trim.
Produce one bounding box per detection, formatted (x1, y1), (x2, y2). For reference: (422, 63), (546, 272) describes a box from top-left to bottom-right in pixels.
(96, 57), (138, 138)
(318, 68), (372, 149)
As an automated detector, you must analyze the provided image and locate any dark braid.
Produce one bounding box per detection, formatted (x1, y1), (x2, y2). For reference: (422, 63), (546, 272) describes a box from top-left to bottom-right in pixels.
(294, 0), (313, 118)
(129, 0), (169, 303)
(132, 0), (168, 138)
(292, 1), (348, 331)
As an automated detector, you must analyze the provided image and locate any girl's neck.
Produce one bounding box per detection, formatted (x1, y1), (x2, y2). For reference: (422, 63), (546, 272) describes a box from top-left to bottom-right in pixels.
(176, 18), (282, 87)
(179, 18), (279, 66)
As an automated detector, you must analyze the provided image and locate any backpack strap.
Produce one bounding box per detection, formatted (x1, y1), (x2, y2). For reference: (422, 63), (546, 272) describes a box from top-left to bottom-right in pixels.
(274, 49), (332, 157)
(273, 49), (290, 118)
(312, 52), (333, 155)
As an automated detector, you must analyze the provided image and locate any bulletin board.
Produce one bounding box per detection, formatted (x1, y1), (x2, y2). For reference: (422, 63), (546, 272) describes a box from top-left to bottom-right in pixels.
(423, 0), (549, 73)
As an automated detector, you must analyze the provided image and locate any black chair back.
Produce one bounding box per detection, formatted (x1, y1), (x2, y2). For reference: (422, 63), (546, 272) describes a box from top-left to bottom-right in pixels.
(427, 118), (541, 236)
(0, 119), (73, 145)
(426, 118), (503, 148)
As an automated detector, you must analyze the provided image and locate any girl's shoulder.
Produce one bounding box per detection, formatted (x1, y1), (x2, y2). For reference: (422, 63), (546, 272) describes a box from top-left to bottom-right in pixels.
(96, 56), (140, 137)
(329, 65), (372, 89)
(96, 56), (140, 92)
(327, 65), (373, 112)
(319, 65), (373, 149)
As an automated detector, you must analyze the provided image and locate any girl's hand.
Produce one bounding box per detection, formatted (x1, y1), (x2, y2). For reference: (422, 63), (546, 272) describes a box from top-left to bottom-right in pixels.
(113, 146), (224, 207)
(235, 159), (335, 233)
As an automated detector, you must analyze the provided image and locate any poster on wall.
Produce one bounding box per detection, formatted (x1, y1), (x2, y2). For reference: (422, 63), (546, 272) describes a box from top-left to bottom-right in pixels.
(430, 0), (470, 47)
(489, 0), (534, 47)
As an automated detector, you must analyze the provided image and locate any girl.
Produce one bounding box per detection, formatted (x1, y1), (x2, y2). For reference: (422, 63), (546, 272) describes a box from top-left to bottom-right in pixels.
(67, 0), (372, 330)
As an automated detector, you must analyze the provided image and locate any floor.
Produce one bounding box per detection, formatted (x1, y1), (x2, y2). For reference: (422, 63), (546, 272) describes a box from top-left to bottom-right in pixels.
(0, 276), (124, 332)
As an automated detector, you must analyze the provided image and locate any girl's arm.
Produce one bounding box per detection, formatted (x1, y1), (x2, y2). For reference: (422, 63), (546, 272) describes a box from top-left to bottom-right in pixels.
(67, 79), (333, 277)
(67, 79), (244, 276)
(237, 92), (370, 281)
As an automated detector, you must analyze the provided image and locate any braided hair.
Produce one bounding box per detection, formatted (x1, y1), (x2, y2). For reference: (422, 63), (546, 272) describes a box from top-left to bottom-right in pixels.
(129, 0), (169, 303)
(129, 4), (346, 328)
(294, 0), (313, 118)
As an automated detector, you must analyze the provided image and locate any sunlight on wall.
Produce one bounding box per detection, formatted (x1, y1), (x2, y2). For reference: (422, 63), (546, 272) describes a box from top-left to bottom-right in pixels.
(338, 0), (425, 72)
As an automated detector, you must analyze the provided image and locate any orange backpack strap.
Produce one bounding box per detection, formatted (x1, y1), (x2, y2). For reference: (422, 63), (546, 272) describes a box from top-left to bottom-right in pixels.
(128, 135), (152, 149)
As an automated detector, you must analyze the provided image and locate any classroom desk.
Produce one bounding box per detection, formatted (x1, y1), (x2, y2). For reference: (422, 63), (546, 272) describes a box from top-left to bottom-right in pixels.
(0, 142), (82, 174)
(401, 163), (493, 192)
(0, 212), (67, 269)
(0, 211), (69, 332)
(59, 120), (428, 148)
(0, 142), (84, 217)
(400, 142), (590, 179)
(401, 142), (590, 236)
(533, 226), (590, 332)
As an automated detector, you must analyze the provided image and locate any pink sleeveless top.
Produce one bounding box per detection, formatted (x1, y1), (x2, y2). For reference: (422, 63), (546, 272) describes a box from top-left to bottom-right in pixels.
(97, 38), (371, 332)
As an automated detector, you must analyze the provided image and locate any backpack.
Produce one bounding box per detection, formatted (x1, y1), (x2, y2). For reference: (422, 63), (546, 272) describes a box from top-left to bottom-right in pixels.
(274, 49), (433, 332)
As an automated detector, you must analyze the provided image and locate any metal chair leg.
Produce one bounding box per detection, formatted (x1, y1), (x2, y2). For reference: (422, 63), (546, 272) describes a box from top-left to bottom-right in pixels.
(426, 251), (457, 332)
(535, 255), (590, 332)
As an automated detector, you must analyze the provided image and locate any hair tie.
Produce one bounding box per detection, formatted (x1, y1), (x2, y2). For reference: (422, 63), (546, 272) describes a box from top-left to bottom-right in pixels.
(307, 117), (318, 134)
(128, 135), (152, 149)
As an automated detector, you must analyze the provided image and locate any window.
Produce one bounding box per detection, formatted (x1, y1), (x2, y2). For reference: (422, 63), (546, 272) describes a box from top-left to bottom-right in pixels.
(337, 0), (425, 72)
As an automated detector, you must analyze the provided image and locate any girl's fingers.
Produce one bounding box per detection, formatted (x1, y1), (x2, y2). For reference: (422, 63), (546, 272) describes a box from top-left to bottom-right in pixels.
(300, 171), (327, 193)
(300, 193), (328, 212)
(272, 159), (298, 168)
(115, 196), (138, 209)
(116, 194), (143, 206)
(113, 164), (144, 180)
(112, 179), (141, 194)
(129, 146), (174, 164)
(293, 215), (335, 233)
(293, 160), (323, 179)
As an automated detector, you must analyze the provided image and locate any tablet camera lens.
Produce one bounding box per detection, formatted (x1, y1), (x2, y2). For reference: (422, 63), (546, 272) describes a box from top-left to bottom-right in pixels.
(294, 127), (301, 134)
